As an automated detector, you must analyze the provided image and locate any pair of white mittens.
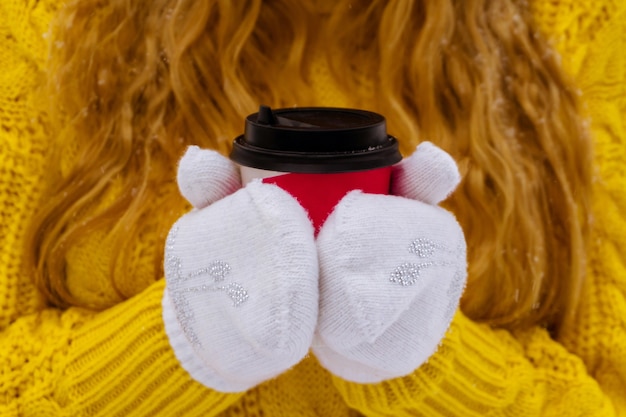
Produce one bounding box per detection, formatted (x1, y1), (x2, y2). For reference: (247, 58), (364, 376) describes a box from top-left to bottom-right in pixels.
(162, 142), (466, 392)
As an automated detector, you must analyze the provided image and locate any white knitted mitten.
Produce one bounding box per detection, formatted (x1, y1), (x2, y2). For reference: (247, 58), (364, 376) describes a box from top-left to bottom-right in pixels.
(162, 147), (319, 392)
(313, 142), (467, 383)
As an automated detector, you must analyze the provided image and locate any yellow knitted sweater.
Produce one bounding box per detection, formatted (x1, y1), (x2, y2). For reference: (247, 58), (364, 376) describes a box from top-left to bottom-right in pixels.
(1, 1), (625, 416)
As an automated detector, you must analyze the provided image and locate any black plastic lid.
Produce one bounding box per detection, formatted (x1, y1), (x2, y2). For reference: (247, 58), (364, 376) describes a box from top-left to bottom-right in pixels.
(229, 106), (402, 173)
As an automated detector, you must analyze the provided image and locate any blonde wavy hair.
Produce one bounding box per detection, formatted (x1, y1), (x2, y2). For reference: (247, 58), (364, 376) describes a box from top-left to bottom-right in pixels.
(28, 0), (592, 332)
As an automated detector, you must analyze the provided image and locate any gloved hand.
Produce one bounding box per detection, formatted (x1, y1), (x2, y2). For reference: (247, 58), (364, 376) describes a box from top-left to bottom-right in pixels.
(312, 141), (467, 383)
(162, 146), (319, 392)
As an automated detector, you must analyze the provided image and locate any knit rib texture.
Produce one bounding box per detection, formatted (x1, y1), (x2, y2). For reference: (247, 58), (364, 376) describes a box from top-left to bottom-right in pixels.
(0, 0), (624, 415)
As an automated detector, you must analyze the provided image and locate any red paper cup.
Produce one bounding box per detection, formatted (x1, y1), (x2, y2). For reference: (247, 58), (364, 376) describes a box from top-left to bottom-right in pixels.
(231, 106), (402, 234)
(241, 166), (392, 233)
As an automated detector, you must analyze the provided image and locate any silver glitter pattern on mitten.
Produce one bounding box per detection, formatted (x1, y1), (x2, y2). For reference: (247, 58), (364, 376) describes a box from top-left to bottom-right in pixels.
(165, 226), (250, 347)
(389, 238), (457, 286)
